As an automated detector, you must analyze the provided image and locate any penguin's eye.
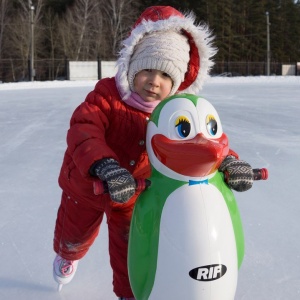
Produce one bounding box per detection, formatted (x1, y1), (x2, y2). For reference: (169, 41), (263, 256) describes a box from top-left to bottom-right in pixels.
(175, 116), (191, 138)
(206, 114), (218, 136)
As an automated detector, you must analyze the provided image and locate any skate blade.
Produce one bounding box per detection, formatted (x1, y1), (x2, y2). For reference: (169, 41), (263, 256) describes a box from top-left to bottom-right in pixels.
(58, 283), (63, 292)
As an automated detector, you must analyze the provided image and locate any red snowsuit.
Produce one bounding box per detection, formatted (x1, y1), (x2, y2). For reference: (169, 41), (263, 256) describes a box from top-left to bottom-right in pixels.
(54, 5), (217, 298)
(54, 78), (151, 297)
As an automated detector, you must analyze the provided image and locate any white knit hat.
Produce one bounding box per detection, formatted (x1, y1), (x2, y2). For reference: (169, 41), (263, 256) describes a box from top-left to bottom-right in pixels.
(128, 31), (190, 96)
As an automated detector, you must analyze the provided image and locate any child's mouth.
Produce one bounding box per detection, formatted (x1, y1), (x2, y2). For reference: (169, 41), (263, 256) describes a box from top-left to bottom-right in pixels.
(146, 90), (156, 96)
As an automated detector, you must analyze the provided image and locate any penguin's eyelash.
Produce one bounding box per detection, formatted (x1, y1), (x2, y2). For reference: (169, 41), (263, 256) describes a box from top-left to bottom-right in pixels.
(175, 116), (190, 127)
(206, 114), (216, 123)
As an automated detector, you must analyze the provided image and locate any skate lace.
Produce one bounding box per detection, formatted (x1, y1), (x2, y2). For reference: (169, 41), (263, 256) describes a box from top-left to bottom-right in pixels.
(59, 258), (74, 276)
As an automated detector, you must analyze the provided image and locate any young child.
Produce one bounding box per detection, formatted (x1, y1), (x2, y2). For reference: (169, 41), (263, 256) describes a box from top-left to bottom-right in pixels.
(53, 6), (253, 300)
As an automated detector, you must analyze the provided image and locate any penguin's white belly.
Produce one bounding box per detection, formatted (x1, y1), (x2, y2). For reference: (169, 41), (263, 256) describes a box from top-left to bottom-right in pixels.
(149, 184), (237, 300)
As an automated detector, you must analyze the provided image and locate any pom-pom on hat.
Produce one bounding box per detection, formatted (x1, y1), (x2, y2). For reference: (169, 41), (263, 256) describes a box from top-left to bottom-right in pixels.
(128, 31), (190, 96)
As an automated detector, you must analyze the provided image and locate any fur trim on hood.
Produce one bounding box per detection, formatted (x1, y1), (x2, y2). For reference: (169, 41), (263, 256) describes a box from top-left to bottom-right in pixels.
(116, 6), (217, 100)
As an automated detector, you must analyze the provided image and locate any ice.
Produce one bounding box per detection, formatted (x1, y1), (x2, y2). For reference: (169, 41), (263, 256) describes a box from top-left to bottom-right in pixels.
(0, 75), (299, 299)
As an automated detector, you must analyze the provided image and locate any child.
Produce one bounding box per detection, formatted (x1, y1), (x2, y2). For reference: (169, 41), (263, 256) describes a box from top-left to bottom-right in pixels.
(53, 6), (253, 300)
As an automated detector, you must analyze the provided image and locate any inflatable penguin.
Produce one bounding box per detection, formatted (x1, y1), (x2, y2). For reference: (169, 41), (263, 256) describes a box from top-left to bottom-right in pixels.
(128, 94), (245, 300)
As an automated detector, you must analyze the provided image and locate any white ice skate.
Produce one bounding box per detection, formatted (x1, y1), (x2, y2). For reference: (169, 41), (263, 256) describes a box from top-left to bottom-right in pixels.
(53, 254), (79, 291)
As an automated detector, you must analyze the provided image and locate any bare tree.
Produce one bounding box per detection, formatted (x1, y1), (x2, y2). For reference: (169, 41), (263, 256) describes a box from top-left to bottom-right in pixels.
(48, 0), (140, 62)
(86, 2), (108, 59)
(0, 0), (12, 81)
(4, 0), (46, 80)
(58, 0), (102, 60)
(0, 0), (10, 59)
(101, 0), (139, 56)
(1, 0), (141, 81)
(43, 9), (64, 79)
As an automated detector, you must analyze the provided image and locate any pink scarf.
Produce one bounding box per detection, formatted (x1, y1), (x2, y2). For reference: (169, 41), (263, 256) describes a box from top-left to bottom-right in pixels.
(124, 92), (161, 113)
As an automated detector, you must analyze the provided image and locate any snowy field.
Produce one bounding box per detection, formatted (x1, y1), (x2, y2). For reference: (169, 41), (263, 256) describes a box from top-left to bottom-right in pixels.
(0, 76), (299, 300)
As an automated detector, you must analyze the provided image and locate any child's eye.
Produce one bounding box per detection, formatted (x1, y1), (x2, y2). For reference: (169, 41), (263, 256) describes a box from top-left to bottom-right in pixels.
(162, 72), (171, 78)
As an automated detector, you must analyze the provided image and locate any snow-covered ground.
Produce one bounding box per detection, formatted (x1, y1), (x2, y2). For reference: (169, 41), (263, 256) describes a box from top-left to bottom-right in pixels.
(0, 76), (299, 299)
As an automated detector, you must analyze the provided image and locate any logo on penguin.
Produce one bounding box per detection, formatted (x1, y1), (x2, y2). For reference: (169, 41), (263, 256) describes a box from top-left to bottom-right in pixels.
(189, 264), (227, 282)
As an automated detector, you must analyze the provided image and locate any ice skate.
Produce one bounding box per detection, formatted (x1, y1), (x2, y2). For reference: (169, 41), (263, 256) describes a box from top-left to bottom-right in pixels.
(53, 254), (79, 291)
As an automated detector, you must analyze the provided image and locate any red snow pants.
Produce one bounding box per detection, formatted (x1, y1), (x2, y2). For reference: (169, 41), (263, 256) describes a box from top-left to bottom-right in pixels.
(53, 191), (138, 298)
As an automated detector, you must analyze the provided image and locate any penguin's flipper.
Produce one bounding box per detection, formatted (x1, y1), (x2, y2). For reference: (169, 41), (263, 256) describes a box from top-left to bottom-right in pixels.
(210, 172), (245, 267)
(128, 188), (160, 300)
(128, 173), (185, 300)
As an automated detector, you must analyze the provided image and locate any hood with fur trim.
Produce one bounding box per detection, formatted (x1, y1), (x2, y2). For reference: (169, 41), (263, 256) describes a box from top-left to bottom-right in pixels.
(116, 6), (217, 100)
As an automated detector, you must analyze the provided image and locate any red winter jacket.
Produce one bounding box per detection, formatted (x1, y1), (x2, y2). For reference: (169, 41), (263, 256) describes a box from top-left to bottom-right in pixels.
(58, 77), (151, 209)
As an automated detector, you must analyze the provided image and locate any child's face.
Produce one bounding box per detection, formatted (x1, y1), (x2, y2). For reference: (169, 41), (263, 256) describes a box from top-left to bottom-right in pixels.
(133, 69), (173, 102)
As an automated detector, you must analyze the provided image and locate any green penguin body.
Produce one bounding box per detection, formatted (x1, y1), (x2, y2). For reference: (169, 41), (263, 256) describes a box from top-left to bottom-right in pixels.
(128, 94), (244, 300)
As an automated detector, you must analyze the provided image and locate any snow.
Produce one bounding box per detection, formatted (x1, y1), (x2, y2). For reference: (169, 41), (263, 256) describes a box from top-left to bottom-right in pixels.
(0, 76), (300, 300)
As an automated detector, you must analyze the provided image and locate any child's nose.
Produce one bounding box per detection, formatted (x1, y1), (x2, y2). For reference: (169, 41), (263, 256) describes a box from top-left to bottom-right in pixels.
(149, 73), (160, 86)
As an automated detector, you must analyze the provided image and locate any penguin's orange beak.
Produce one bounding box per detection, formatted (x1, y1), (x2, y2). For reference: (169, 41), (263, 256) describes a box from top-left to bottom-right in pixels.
(151, 133), (229, 177)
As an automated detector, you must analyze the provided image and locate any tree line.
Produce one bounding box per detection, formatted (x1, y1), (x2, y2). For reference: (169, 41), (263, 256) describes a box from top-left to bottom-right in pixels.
(0, 0), (299, 82)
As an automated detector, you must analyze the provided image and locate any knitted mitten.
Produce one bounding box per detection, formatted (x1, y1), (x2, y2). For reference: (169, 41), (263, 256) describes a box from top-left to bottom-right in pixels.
(219, 155), (254, 192)
(93, 158), (136, 203)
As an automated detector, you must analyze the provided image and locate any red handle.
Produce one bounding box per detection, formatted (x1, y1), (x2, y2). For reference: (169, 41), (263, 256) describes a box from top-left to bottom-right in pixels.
(224, 168), (268, 183)
(93, 179), (151, 195)
(252, 168), (268, 180)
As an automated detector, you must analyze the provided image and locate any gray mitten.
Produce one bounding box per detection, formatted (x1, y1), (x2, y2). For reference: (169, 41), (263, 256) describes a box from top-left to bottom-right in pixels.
(219, 155), (254, 192)
(93, 158), (136, 203)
